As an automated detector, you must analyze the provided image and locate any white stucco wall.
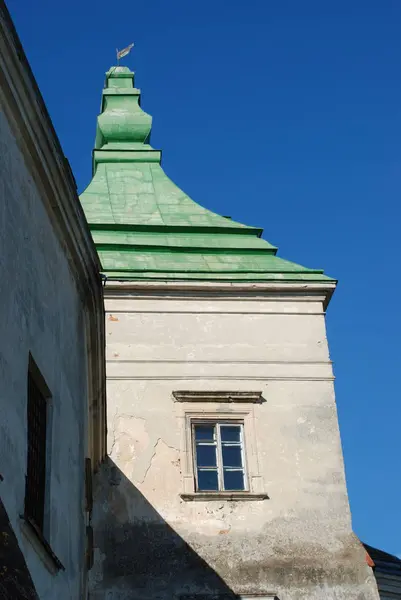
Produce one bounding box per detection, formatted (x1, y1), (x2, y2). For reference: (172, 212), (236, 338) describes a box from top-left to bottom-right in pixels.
(90, 284), (379, 600)
(0, 106), (89, 598)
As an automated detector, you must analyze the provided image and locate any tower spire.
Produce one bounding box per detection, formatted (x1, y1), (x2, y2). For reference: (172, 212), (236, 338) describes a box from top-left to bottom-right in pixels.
(95, 65), (153, 155)
(80, 68), (333, 285)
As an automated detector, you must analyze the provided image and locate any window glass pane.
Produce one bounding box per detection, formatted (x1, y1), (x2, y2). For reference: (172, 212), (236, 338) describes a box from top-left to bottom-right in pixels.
(197, 470), (218, 491)
(196, 444), (217, 467)
(220, 425), (241, 443)
(194, 424), (215, 441)
(222, 445), (242, 468)
(223, 470), (244, 491)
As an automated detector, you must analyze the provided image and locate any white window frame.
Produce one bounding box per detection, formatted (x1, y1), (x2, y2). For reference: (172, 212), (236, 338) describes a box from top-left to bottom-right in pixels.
(192, 420), (248, 493)
(174, 393), (268, 501)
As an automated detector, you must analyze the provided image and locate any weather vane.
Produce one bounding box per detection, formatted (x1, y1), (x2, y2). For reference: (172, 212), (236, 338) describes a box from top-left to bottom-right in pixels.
(116, 43), (134, 65)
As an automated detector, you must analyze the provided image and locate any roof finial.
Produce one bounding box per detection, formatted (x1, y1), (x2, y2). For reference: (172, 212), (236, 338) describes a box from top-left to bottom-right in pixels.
(116, 43), (134, 65)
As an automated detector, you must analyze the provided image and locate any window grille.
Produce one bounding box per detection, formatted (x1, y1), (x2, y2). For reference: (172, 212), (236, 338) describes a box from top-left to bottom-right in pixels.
(25, 371), (47, 532)
(192, 422), (247, 492)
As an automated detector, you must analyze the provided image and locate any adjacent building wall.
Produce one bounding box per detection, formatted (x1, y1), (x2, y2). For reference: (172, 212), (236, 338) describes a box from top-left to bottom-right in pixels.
(90, 282), (379, 600)
(0, 94), (88, 599)
(364, 544), (401, 600)
(0, 3), (106, 598)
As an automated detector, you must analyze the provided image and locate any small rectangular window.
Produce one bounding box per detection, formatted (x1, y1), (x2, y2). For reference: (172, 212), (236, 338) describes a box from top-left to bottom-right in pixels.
(25, 370), (48, 532)
(192, 422), (247, 492)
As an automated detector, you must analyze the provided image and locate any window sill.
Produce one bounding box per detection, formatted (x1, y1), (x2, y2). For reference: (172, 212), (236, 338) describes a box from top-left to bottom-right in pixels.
(180, 492), (269, 502)
(20, 515), (65, 574)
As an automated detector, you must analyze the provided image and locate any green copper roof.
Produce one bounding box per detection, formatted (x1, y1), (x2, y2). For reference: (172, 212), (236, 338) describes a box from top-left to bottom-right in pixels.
(80, 66), (334, 283)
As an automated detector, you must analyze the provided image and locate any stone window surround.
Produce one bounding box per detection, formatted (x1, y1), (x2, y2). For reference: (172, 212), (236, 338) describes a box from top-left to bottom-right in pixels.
(174, 391), (268, 501)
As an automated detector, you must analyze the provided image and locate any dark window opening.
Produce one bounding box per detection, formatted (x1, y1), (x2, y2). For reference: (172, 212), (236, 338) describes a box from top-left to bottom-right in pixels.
(25, 370), (48, 532)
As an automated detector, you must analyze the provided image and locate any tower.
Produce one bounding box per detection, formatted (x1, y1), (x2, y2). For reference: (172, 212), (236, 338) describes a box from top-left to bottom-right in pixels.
(80, 66), (379, 600)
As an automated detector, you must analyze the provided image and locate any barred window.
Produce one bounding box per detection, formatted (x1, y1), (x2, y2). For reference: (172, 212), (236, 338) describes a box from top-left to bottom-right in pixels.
(25, 369), (48, 532)
(192, 422), (247, 492)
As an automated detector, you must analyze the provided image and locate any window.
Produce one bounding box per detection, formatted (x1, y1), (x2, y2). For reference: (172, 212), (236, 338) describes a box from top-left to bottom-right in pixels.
(22, 358), (64, 571)
(25, 369), (48, 533)
(192, 422), (247, 492)
(176, 395), (268, 500)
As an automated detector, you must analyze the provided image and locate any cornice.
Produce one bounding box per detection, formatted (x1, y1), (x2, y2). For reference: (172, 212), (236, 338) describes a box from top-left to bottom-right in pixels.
(104, 279), (336, 308)
(172, 391), (264, 403)
(0, 1), (101, 304)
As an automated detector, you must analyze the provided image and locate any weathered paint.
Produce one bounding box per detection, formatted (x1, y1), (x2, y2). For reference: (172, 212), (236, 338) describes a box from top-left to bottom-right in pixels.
(89, 282), (380, 600)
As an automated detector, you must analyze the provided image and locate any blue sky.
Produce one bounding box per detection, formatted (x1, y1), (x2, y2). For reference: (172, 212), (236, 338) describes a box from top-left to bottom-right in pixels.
(8, 0), (401, 554)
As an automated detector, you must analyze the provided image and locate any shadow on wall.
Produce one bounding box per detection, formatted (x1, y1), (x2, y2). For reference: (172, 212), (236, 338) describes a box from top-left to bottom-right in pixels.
(0, 496), (39, 599)
(89, 457), (240, 600)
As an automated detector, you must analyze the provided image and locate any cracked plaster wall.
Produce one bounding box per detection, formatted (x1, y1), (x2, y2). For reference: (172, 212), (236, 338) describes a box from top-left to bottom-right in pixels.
(90, 291), (379, 600)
